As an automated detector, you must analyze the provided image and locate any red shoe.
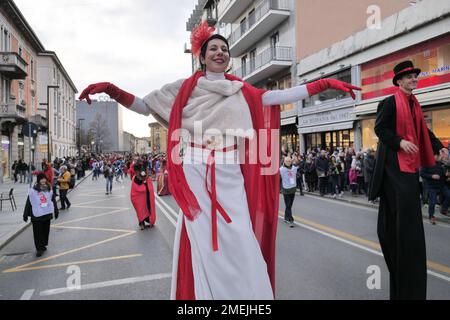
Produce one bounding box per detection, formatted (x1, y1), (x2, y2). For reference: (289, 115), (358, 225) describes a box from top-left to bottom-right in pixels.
(430, 217), (437, 225)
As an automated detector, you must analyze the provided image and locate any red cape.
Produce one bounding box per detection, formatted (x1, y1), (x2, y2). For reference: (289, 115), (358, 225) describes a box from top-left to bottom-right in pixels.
(130, 176), (156, 225)
(168, 71), (280, 299)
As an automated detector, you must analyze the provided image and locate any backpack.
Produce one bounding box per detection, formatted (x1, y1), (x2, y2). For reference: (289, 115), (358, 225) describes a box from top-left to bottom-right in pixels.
(69, 176), (76, 189)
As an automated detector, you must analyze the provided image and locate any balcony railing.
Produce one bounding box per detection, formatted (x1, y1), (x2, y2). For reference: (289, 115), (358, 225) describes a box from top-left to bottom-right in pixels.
(0, 103), (27, 119)
(0, 52), (28, 79)
(228, 0), (290, 47)
(233, 46), (293, 79)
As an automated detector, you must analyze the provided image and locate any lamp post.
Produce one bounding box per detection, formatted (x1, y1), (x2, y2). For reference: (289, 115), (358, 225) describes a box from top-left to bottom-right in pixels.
(77, 118), (85, 156)
(39, 85), (59, 162)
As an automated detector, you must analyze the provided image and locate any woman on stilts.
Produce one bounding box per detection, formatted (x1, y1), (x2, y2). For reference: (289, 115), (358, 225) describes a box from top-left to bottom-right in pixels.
(79, 21), (360, 300)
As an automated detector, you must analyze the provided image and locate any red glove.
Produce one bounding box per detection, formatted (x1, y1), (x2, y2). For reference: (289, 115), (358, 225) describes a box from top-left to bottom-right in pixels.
(306, 78), (361, 100)
(78, 82), (135, 107)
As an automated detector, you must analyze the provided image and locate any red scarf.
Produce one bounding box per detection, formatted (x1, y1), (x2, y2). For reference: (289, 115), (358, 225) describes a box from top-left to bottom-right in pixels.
(167, 71), (280, 299)
(395, 89), (435, 173)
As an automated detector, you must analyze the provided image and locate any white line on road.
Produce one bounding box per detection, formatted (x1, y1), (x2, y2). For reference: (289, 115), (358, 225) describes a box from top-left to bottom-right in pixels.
(154, 195), (177, 227)
(20, 289), (35, 300)
(154, 193), (178, 220)
(39, 273), (172, 296)
(287, 218), (450, 284)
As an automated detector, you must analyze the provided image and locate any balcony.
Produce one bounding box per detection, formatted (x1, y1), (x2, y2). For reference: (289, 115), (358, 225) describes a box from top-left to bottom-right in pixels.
(233, 46), (293, 85)
(218, 0), (253, 24)
(228, 0), (291, 57)
(0, 103), (27, 121)
(0, 52), (28, 79)
(31, 114), (48, 129)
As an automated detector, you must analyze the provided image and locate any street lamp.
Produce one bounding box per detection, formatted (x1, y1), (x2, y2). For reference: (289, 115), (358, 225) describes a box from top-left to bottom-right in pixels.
(78, 118), (85, 156)
(39, 85), (59, 161)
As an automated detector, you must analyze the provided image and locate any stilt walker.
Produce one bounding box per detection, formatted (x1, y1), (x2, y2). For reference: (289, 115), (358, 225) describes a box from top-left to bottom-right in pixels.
(369, 60), (447, 300)
(79, 21), (360, 300)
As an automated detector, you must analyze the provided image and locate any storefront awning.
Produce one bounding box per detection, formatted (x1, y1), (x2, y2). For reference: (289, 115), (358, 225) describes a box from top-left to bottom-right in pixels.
(298, 121), (354, 134)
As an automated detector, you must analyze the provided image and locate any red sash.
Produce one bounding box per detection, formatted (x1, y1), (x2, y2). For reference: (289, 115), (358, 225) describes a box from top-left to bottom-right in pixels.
(395, 89), (435, 173)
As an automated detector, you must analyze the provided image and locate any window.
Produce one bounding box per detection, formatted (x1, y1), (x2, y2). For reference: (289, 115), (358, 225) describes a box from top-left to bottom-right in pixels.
(240, 17), (247, 35)
(303, 68), (352, 108)
(31, 59), (34, 80)
(241, 55), (247, 77)
(248, 9), (256, 28)
(249, 49), (256, 72)
(279, 75), (294, 112)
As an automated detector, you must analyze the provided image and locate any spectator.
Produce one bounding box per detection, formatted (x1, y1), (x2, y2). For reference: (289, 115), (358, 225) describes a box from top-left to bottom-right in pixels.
(315, 150), (330, 197)
(364, 149), (375, 200)
(23, 173), (59, 257)
(420, 153), (446, 225)
(280, 157), (297, 228)
(57, 166), (72, 210)
(102, 161), (114, 195)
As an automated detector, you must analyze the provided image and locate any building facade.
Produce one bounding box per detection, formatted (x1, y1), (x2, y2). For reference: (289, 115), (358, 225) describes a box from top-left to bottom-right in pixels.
(148, 122), (168, 153)
(37, 51), (77, 160)
(76, 100), (125, 153)
(294, 0), (449, 154)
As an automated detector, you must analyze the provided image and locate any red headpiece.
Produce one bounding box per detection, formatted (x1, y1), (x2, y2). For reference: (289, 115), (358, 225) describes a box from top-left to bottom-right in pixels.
(190, 21), (216, 57)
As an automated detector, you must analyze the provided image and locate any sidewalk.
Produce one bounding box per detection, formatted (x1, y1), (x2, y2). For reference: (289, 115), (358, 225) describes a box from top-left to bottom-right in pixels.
(0, 171), (92, 250)
(300, 189), (450, 224)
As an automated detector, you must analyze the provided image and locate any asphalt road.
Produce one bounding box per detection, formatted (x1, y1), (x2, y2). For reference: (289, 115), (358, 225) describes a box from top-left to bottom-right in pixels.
(0, 176), (449, 300)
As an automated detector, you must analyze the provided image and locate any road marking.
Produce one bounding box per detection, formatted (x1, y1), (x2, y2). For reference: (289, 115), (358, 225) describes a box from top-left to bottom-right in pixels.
(154, 195), (177, 227)
(20, 289), (35, 300)
(52, 226), (135, 233)
(10, 254), (143, 272)
(3, 231), (136, 273)
(303, 194), (450, 228)
(39, 272), (172, 296)
(155, 193), (178, 219)
(70, 196), (125, 207)
(52, 209), (128, 227)
(3, 206), (137, 273)
(280, 213), (450, 283)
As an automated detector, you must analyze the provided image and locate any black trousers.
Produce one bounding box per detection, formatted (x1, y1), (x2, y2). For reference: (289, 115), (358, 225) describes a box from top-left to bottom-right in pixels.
(32, 220), (51, 251)
(283, 193), (295, 222)
(59, 189), (71, 209)
(378, 151), (427, 300)
(319, 176), (328, 195)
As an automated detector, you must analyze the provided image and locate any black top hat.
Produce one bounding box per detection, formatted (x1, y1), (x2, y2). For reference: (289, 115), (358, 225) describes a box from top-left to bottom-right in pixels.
(392, 60), (421, 86)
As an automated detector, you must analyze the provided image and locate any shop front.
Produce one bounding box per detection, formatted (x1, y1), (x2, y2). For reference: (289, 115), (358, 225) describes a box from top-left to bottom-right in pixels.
(299, 107), (356, 153)
(280, 116), (299, 155)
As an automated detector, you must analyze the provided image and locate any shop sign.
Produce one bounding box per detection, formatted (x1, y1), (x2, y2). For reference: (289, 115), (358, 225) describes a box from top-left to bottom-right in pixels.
(299, 108), (353, 127)
(281, 117), (297, 126)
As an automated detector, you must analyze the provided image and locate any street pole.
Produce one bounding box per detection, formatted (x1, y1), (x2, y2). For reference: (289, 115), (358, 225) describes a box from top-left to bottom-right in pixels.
(40, 85), (59, 163)
(78, 118), (85, 157)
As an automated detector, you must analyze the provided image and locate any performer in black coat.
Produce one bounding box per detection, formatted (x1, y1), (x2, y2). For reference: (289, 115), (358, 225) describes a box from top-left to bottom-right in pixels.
(369, 61), (447, 300)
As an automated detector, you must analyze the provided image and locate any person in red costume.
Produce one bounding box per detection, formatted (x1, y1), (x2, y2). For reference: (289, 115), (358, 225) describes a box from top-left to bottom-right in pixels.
(79, 21), (360, 300)
(130, 161), (156, 230)
(157, 159), (171, 196)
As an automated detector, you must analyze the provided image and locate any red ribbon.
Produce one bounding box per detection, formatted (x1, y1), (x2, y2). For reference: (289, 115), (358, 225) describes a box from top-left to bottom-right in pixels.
(190, 142), (236, 251)
(396, 67), (415, 75)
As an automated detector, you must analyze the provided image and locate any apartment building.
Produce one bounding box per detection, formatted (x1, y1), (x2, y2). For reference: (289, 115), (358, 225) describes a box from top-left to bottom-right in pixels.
(37, 51), (77, 160)
(293, 0), (450, 154)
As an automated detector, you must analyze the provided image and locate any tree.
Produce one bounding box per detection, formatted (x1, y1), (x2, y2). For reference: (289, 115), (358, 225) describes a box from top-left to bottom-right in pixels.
(88, 113), (111, 152)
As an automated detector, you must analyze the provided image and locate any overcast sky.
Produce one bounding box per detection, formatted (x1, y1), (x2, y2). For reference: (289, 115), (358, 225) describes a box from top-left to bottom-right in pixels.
(14, 0), (197, 137)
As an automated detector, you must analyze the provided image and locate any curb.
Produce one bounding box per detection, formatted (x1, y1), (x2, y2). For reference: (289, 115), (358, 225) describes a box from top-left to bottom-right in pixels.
(298, 190), (450, 225)
(0, 170), (93, 251)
